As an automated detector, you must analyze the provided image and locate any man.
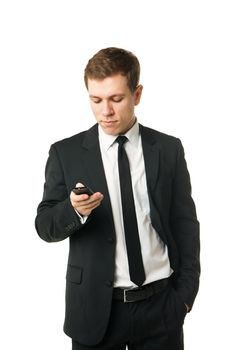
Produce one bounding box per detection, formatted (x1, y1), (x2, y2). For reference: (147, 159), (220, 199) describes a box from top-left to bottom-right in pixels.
(35, 47), (200, 350)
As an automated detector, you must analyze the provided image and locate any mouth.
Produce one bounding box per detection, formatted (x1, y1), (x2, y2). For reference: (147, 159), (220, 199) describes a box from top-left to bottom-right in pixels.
(101, 120), (117, 126)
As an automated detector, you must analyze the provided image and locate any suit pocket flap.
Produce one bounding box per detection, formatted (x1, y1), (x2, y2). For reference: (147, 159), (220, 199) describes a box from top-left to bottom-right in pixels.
(66, 265), (82, 284)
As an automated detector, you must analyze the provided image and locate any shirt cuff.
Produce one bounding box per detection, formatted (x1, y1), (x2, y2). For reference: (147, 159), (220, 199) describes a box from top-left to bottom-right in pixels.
(74, 209), (88, 224)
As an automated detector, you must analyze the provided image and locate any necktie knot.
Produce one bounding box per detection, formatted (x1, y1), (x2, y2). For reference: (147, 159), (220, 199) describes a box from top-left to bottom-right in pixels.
(116, 135), (128, 147)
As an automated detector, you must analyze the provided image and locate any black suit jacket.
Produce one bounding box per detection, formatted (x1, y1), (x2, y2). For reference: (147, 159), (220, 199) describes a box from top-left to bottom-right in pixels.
(35, 124), (200, 345)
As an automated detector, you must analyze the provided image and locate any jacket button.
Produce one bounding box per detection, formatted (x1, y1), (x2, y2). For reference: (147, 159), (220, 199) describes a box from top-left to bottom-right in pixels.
(107, 237), (114, 244)
(105, 280), (113, 287)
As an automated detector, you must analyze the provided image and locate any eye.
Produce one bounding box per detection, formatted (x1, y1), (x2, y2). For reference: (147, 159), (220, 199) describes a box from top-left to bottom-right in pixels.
(91, 98), (101, 104)
(112, 97), (123, 103)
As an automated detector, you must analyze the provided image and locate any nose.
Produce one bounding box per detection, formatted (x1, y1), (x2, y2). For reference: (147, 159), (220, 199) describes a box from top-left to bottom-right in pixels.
(102, 101), (114, 117)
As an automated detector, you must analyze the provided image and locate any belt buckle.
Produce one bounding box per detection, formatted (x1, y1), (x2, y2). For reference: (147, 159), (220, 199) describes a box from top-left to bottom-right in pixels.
(123, 288), (134, 303)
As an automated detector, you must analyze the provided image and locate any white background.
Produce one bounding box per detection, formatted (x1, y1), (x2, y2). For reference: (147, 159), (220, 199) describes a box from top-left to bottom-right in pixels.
(0, 1), (232, 349)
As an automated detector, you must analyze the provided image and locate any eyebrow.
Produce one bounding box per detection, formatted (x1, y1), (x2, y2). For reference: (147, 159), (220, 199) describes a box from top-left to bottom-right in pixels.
(89, 93), (125, 99)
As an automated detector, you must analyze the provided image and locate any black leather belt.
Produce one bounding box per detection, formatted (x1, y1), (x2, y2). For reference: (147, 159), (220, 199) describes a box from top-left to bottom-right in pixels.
(113, 278), (170, 303)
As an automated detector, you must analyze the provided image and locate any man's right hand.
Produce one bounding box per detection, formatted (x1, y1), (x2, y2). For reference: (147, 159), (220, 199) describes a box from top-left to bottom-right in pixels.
(70, 184), (104, 216)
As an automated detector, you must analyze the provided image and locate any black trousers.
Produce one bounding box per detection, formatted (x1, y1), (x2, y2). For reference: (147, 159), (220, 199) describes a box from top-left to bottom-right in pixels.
(72, 283), (187, 350)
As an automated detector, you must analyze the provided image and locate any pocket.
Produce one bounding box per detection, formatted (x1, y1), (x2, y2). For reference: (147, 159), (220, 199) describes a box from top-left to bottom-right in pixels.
(164, 286), (187, 331)
(172, 288), (187, 318)
(66, 265), (83, 284)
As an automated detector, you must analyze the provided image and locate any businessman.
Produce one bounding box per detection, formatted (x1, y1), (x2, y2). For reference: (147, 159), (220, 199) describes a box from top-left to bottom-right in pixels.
(35, 47), (200, 349)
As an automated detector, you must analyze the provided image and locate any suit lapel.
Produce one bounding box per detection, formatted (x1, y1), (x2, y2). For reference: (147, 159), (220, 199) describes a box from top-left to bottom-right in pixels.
(81, 124), (106, 191)
(140, 124), (160, 194)
(140, 125), (166, 242)
(81, 124), (115, 225)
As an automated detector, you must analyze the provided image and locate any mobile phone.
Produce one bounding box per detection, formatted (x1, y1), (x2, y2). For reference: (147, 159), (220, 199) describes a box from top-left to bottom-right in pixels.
(72, 185), (94, 196)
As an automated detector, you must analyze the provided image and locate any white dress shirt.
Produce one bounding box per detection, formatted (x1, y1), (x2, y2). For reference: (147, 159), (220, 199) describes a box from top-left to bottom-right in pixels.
(98, 121), (172, 288)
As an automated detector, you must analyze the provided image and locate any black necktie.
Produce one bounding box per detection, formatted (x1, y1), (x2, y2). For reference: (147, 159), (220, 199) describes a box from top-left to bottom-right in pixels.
(116, 136), (145, 287)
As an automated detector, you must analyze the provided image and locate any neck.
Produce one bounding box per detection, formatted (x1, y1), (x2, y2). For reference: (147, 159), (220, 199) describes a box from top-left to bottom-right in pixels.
(119, 116), (137, 135)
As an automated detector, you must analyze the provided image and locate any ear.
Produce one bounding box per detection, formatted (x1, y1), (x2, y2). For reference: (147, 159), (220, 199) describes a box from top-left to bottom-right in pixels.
(134, 85), (143, 106)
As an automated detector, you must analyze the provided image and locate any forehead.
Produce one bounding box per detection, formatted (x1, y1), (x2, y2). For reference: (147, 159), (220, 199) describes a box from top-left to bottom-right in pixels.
(87, 74), (130, 97)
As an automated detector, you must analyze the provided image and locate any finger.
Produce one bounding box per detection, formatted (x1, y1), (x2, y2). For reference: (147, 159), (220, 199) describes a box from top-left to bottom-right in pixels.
(74, 193), (103, 205)
(75, 182), (85, 187)
(77, 199), (102, 210)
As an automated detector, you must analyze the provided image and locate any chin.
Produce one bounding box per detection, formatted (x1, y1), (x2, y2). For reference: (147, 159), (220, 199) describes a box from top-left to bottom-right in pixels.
(101, 126), (119, 136)
(105, 130), (118, 136)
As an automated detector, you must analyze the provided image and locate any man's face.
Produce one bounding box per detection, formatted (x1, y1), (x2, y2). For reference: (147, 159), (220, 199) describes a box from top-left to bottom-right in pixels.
(87, 74), (143, 135)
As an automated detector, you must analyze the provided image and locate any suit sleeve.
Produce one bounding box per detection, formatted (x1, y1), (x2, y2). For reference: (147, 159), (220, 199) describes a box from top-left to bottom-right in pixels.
(35, 144), (83, 242)
(170, 139), (200, 308)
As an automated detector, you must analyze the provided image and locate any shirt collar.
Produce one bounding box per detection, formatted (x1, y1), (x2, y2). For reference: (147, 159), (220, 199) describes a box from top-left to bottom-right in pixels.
(98, 119), (140, 151)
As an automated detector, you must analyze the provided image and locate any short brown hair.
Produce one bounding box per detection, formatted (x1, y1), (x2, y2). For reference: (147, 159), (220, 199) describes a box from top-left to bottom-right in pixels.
(84, 47), (140, 93)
